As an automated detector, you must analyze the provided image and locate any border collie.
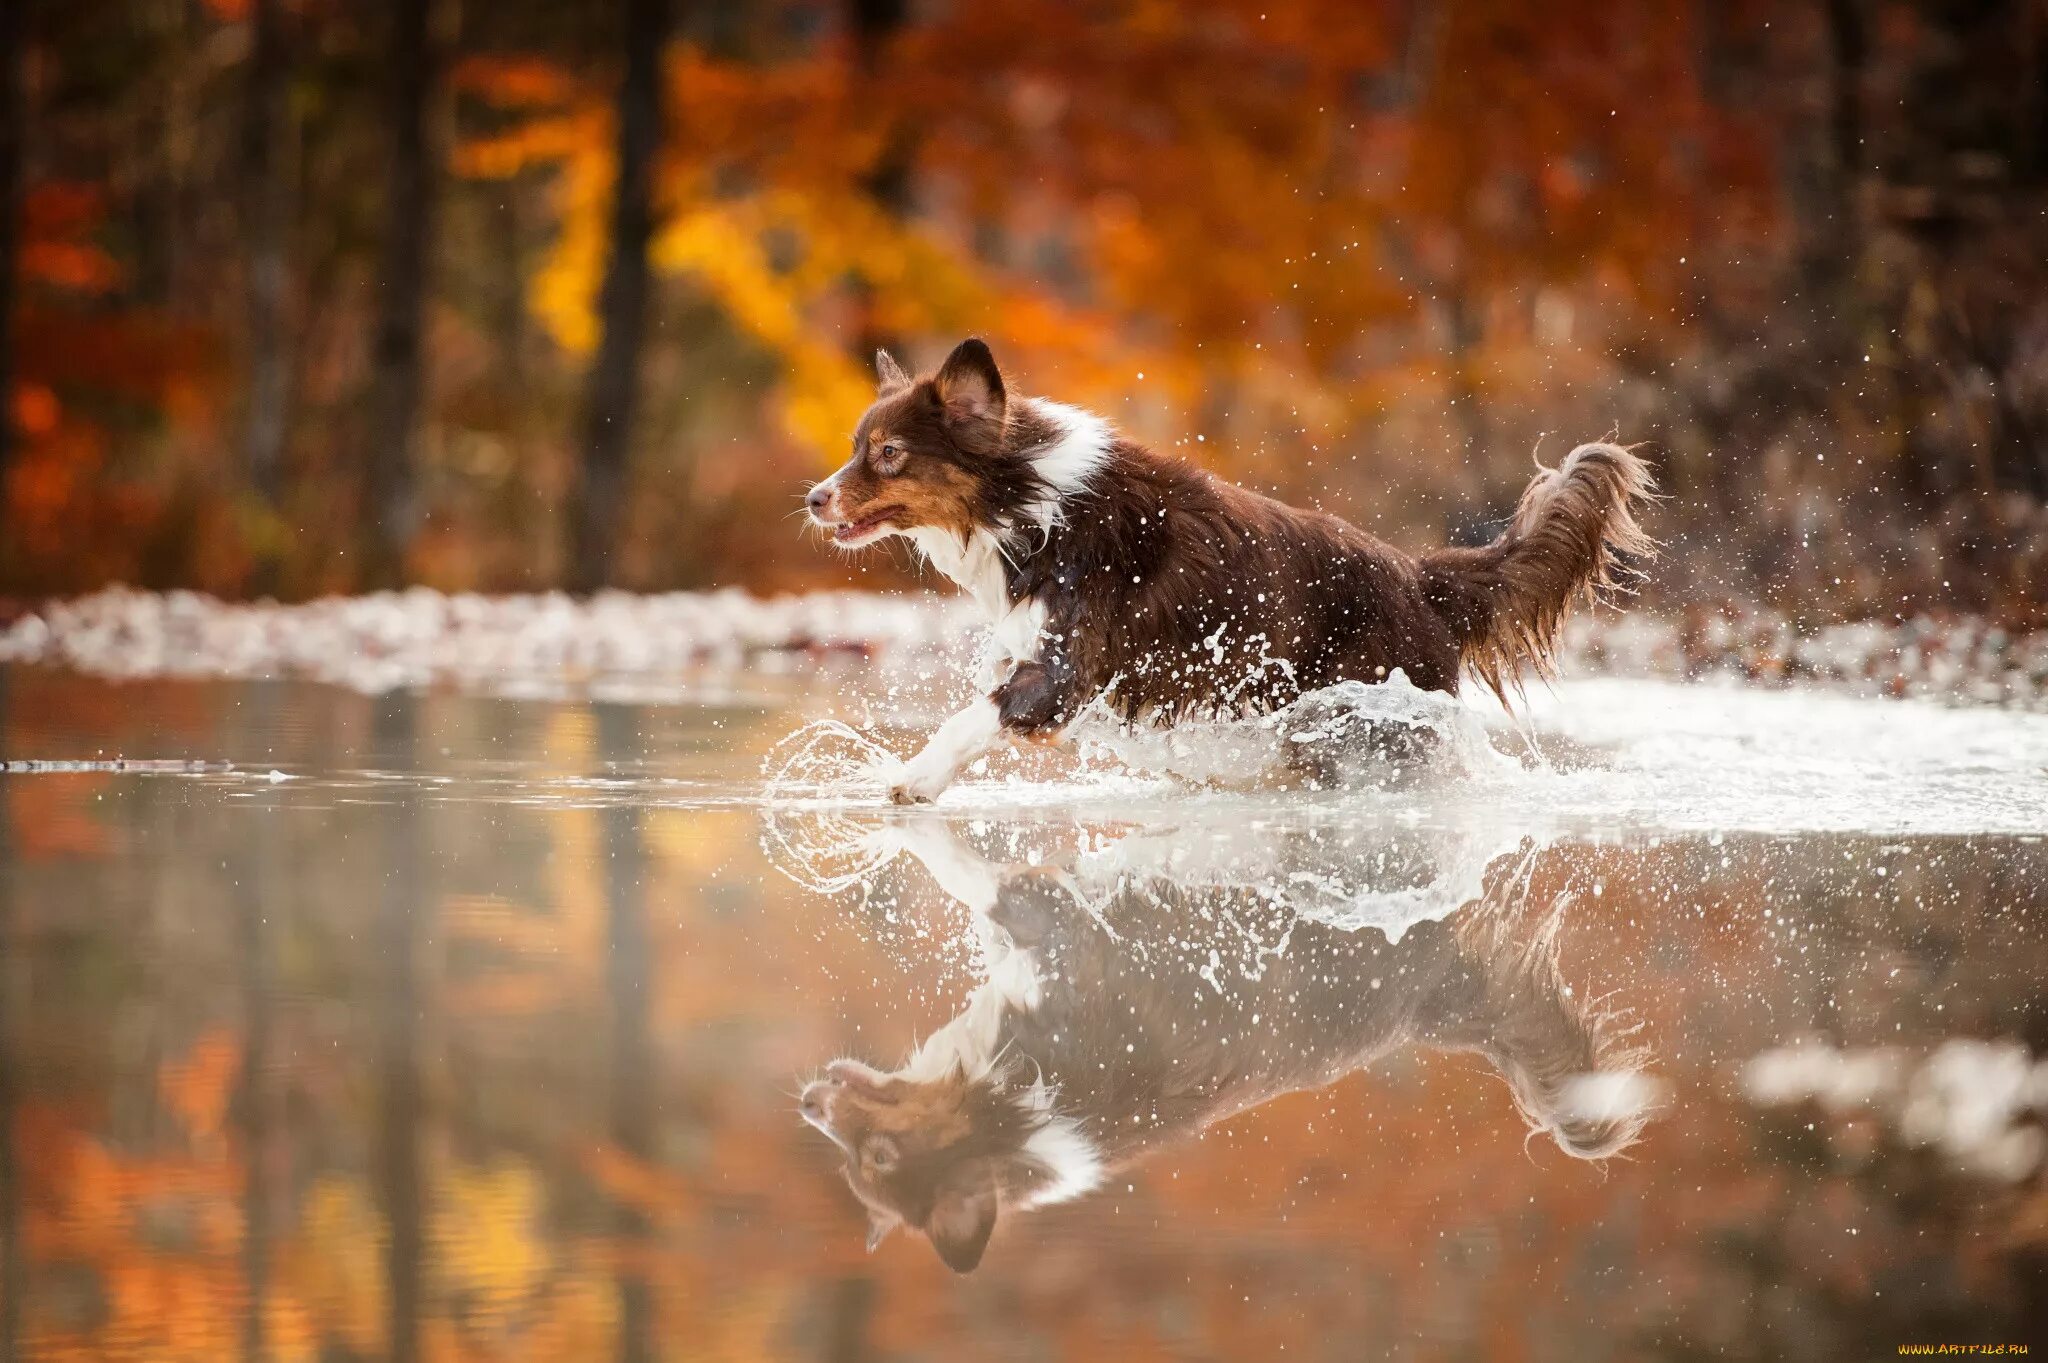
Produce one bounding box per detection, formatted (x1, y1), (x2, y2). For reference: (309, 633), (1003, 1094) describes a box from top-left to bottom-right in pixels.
(798, 819), (1650, 1272)
(806, 339), (1655, 803)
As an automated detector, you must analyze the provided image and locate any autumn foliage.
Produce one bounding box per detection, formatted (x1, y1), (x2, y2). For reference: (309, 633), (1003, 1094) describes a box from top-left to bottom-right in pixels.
(2, 1), (2046, 618)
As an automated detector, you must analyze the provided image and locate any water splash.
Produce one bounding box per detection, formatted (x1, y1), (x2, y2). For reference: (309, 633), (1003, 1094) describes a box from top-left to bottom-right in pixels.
(761, 718), (900, 800)
(1071, 669), (1513, 791)
(1064, 817), (1536, 943)
(759, 721), (907, 890)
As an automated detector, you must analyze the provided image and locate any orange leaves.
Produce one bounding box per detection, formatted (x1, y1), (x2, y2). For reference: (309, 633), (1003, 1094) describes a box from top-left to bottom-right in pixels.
(452, 54), (583, 109)
(19, 184), (121, 295)
(20, 241), (122, 293)
(5, 772), (112, 859)
(454, 109), (601, 181)
(14, 1029), (253, 1363)
(159, 1029), (241, 1146)
(11, 382), (60, 437)
(582, 1143), (700, 1222)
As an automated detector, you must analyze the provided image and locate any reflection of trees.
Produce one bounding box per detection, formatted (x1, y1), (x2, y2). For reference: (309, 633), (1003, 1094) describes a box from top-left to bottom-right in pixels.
(375, 693), (424, 1363)
(6, 685), (2048, 1360)
(598, 704), (652, 1363)
(234, 687), (279, 1363)
(0, 670), (20, 1363)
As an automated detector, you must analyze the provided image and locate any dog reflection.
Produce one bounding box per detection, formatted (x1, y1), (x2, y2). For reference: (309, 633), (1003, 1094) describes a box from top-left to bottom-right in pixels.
(799, 820), (1652, 1272)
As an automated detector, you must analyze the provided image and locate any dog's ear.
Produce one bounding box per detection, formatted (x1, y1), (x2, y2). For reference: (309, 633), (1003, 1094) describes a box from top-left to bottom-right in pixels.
(876, 349), (911, 397)
(933, 338), (1006, 427)
(923, 1165), (999, 1273)
(921, 1162), (999, 1268)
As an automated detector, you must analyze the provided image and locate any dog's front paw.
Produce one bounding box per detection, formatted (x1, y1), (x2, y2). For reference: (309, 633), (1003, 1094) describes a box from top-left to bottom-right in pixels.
(886, 761), (949, 805)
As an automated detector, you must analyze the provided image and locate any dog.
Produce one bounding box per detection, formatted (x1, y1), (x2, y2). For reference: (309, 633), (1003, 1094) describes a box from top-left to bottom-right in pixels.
(805, 339), (1655, 803)
(797, 817), (1652, 1272)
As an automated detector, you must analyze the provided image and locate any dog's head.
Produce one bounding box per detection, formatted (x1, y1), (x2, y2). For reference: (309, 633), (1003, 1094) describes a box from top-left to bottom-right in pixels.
(798, 1057), (1038, 1272)
(805, 338), (1045, 550)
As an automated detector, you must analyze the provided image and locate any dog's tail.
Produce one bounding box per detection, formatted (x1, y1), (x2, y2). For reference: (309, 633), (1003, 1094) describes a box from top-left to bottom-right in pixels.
(1420, 441), (1656, 703)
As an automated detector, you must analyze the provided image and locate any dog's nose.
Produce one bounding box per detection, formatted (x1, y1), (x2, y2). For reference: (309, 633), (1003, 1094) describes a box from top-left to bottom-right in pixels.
(799, 1080), (836, 1126)
(806, 484), (832, 517)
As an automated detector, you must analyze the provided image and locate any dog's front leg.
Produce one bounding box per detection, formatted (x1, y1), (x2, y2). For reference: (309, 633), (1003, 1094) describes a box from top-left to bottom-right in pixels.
(889, 698), (1002, 804)
(888, 812), (1003, 913)
(889, 641), (1080, 804)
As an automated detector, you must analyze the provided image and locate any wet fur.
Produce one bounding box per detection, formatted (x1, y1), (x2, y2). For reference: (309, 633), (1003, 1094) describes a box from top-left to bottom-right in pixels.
(807, 339), (1656, 797)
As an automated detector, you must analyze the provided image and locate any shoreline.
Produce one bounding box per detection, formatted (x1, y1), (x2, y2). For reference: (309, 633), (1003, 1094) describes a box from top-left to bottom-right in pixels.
(2, 586), (2044, 709)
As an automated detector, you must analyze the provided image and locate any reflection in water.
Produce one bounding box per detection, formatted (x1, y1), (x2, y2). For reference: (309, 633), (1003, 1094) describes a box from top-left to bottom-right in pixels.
(782, 815), (1655, 1272)
(3, 671), (2047, 1358)
(599, 704), (654, 1363)
(233, 686), (278, 1363)
(0, 672), (18, 1363)
(376, 694), (424, 1363)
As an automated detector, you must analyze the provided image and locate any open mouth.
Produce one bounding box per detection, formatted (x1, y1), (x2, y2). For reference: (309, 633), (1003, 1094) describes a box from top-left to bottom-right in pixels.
(829, 506), (905, 544)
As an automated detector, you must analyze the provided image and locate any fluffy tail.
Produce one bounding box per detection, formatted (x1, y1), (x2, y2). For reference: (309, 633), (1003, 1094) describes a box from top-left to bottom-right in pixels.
(1421, 441), (1657, 702)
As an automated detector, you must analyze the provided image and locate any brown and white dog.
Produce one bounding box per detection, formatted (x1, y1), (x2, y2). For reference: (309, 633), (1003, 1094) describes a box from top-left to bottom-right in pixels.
(798, 818), (1652, 1272)
(805, 339), (1655, 803)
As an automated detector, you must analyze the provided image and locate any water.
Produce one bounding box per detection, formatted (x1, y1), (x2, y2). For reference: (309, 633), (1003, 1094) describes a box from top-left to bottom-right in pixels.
(1, 661), (2046, 1359)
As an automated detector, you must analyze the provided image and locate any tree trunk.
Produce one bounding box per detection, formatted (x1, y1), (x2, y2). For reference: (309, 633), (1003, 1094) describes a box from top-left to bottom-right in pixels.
(0, 0), (28, 534)
(1815, 0), (1865, 296)
(361, 0), (444, 590)
(846, 0), (911, 364)
(1825, 0), (1865, 207)
(242, 0), (293, 549)
(567, 0), (669, 596)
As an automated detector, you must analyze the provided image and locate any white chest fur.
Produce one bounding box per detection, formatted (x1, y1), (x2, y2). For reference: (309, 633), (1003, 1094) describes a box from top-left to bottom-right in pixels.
(901, 397), (1110, 690)
(907, 525), (1010, 621)
(908, 526), (1047, 687)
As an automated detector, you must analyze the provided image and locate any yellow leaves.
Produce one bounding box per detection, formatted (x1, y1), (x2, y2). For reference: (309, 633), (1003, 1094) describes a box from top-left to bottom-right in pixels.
(293, 1178), (389, 1356)
(458, 37), (1194, 465)
(439, 4), (1776, 527)
(529, 122), (615, 355)
(649, 197), (870, 460)
(433, 1162), (550, 1317)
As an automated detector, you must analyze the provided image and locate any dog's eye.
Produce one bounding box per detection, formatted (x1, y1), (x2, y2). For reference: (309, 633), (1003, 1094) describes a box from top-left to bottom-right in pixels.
(865, 1136), (900, 1172)
(876, 443), (903, 472)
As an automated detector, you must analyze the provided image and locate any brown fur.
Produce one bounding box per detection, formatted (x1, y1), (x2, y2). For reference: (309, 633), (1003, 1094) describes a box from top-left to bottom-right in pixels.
(1420, 443), (1659, 702)
(801, 1057), (1046, 1270)
(811, 339), (1657, 742)
(810, 339), (1060, 550)
(1004, 442), (1471, 726)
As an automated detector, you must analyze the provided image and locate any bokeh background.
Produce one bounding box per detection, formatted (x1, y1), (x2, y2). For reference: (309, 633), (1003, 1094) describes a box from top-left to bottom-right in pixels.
(4, 0), (2047, 619)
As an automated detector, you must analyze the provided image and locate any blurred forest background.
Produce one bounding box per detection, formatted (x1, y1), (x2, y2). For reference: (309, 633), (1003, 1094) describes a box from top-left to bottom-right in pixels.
(2, 0), (2047, 622)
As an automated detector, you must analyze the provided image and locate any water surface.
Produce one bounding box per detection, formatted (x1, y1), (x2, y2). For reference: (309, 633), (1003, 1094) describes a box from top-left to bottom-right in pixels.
(1, 663), (2045, 1360)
